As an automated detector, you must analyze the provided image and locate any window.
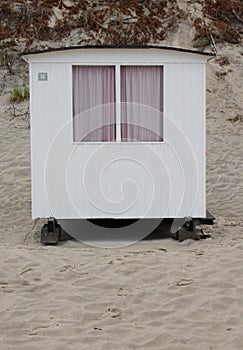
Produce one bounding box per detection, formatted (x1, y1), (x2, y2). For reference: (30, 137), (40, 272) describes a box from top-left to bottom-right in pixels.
(121, 66), (163, 142)
(73, 66), (116, 142)
(73, 65), (163, 142)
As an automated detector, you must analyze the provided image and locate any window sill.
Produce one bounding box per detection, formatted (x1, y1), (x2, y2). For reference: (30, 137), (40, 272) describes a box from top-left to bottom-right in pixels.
(72, 141), (165, 145)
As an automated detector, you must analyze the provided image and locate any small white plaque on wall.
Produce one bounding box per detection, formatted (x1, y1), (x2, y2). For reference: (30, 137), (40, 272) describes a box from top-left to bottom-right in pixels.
(38, 72), (48, 81)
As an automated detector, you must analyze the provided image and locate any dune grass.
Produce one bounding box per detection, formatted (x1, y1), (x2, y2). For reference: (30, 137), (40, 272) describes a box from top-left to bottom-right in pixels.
(9, 85), (29, 103)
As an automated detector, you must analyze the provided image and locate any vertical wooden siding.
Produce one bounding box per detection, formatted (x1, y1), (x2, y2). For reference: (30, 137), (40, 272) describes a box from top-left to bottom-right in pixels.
(30, 49), (206, 219)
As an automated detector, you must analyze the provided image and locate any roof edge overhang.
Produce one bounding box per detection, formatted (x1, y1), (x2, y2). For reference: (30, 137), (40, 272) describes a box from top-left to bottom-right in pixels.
(19, 45), (216, 58)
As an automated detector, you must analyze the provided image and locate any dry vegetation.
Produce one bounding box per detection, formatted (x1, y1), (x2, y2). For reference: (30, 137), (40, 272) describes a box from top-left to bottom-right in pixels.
(0, 0), (242, 52)
(193, 0), (242, 48)
(0, 0), (183, 47)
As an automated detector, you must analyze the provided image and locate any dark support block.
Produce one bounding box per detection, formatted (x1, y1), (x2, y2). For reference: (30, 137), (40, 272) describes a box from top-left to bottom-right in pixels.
(41, 218), (61, 244)
(175, 215), (212, 242)
(177, 226), (210, 242)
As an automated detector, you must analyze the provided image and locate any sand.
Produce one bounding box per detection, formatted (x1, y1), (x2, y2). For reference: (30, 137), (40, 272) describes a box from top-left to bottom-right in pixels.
(0, 42), (242, 349)
(0, 229), (242, 350)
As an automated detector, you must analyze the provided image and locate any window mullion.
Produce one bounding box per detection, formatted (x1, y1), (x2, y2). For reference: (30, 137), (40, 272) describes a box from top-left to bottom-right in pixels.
(115, 64), (121, 142)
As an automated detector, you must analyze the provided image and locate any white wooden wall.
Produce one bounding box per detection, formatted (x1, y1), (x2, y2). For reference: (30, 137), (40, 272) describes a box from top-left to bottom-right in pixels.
(27, 49), (207, 219)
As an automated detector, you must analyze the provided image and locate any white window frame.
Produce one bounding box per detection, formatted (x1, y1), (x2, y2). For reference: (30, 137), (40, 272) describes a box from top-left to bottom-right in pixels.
(72, 63), (164, 144)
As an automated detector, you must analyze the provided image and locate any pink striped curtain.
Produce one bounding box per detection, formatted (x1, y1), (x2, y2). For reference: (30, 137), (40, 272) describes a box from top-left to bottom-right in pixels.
(121, 66), (163, 142)
(73, 66), (116, 142)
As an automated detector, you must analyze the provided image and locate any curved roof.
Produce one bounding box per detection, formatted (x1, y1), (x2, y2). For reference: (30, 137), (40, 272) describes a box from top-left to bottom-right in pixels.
(20, 45), (215, 57)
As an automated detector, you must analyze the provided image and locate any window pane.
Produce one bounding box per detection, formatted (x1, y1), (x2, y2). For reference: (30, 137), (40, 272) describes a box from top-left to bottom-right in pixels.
(73, 66), (116, 142)
(121, 66), (163, 142)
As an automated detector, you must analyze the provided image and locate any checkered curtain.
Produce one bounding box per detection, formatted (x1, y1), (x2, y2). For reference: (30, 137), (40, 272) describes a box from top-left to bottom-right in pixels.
(73, 66), (116, 142)
(121, 66), (163, 142)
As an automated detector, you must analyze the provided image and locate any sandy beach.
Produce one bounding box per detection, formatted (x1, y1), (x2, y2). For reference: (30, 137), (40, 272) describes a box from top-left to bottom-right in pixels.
(0, 28), (242, 350)
(0, 226), (242, 350)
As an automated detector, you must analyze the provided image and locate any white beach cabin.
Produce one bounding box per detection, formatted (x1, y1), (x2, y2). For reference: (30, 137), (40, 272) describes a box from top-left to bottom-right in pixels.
(21, 46), (213, 240)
